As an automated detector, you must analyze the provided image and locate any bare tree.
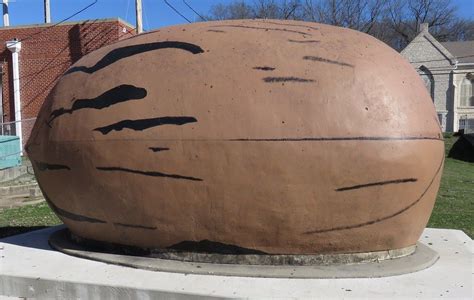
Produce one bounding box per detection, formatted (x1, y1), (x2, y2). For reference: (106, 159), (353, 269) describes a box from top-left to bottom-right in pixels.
(203, 0), (472, 50)
(386, 0), (468, 48)
(205, 1), (255, 20)
(280, 0), (303, 19)
(253, 0), (281, 18)
(302, 0), (388, 33)
(205, 0), (303, 20)
(253, 0), (303, 19)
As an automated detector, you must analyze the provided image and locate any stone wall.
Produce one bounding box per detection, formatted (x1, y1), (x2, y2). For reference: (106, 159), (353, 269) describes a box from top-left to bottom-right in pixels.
(401, 33), (455, 131)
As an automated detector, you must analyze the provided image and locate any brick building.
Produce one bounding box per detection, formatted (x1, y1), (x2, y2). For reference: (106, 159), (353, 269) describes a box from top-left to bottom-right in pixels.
(0, 18), (135, 146)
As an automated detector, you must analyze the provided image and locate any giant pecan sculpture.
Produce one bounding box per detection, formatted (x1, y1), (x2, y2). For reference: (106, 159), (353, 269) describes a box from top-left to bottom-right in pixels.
(27, 20), (444, 255)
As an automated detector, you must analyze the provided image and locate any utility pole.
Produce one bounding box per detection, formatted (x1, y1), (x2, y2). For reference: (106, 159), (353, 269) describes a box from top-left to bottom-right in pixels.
(135, 0), (143, 34)
(2, 0), (9, 27)
(44, 0), (51, 23)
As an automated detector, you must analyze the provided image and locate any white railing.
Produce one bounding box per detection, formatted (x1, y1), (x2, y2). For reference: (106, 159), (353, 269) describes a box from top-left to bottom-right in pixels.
(0, 117), (37, 149)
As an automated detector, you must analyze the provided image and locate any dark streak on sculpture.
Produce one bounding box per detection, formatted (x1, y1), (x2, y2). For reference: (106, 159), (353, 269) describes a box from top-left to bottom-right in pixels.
(169, 239), (267, 254)
(96, 166), (203, 181)
(253, 66), (276, 71)
(210, 25), (311, 36)
(303, 56), (354, 68)
(207, 29), (225, 33)
(65, 41), (205, 75)
(48, 85), (147, 124)
(304, 155), (445, 234)
(149, 147), (170, 152)
(39, 185), (106, 224)
(114, 223), (157, 230)
(35, 161), (71, 171)
(336, 178), (418, 192)
(256, 20), (319, 31)
(94, 116), (198, 135)
(51, 202), (107, 223)
(288, 39), (320, 43)
(263, 77), (314, 83)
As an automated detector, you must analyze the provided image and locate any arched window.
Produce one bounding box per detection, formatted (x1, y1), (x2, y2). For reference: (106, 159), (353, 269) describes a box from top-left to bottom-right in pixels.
(460, 74), (473, 107)
(419, 66), (434, 100)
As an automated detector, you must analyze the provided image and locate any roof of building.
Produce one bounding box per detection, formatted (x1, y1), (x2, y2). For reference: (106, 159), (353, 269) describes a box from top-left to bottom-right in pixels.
(0, 17), (135, 31)
(400, 26), (457, 66)
(441, 41), (474, 64)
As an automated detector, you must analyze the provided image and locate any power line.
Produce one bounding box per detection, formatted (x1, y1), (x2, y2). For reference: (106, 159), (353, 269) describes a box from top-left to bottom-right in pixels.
(163, 0), (191, 23)
(143, 0), (150, 31)
(14, 0), (99, 45)
(125, 0), (131, 22)
(182, 0), (207, 21)
(3, 0), (101, 114)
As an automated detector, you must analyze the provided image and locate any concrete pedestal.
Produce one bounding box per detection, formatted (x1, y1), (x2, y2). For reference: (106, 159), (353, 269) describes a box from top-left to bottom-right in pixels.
(0, 227), (472, 299)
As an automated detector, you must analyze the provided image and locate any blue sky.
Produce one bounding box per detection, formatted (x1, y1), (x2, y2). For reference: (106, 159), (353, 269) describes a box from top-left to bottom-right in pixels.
(4, 0), (474, 30)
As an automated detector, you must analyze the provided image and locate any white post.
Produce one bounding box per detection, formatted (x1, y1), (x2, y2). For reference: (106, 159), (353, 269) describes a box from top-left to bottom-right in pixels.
(2, 0), (9, 27)
(135, 0), (143, 34)
(44, 0), (51, 23)
(6, 40), (22, 154)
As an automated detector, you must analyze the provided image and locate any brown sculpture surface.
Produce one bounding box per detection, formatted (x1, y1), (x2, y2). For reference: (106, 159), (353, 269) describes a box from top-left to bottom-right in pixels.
(26, 20), (444, 255)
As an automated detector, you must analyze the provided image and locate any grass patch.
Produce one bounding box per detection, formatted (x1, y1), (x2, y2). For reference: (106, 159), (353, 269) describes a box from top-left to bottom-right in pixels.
(0, 202), (61, 227)
(428, 134), (474, 237)
(0, 202), (61, 238)
(0, 134), (472, 238)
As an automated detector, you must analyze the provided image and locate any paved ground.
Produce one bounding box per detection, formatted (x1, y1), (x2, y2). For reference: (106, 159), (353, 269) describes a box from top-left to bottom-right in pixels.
(0, 227), (472, 299)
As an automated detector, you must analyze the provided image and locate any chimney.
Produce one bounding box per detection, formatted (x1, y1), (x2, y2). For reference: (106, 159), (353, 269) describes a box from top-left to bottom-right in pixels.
(419, 23), (429, 33)
(2, 0), (9, 27)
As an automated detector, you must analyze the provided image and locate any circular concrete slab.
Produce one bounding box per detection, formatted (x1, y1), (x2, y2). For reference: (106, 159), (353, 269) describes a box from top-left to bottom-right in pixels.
(49, 229), (439, 278)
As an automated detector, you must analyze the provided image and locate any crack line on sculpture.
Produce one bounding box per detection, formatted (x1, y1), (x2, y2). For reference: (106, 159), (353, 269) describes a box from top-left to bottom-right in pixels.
(94, 116), (198, 135)
(303, 155), (444, 234)
(65, 41), (204, 75)
(336, 178), (418, 192)
(47, 85), (147, 125)
(44, 136), (445, 143)
(228, 136), (444, 142)
(96, 166), (203, 181)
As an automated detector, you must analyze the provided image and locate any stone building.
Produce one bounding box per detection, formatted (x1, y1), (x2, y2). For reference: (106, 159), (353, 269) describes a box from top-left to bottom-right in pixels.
(0, 18), (135, 146)
(401, 23), (474, 132)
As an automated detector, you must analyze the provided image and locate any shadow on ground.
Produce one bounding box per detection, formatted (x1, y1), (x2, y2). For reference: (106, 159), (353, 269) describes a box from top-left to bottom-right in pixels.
(0, 225), (64, 251)
(448, 135), (474, 162)
(0, 226), (49, 238)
